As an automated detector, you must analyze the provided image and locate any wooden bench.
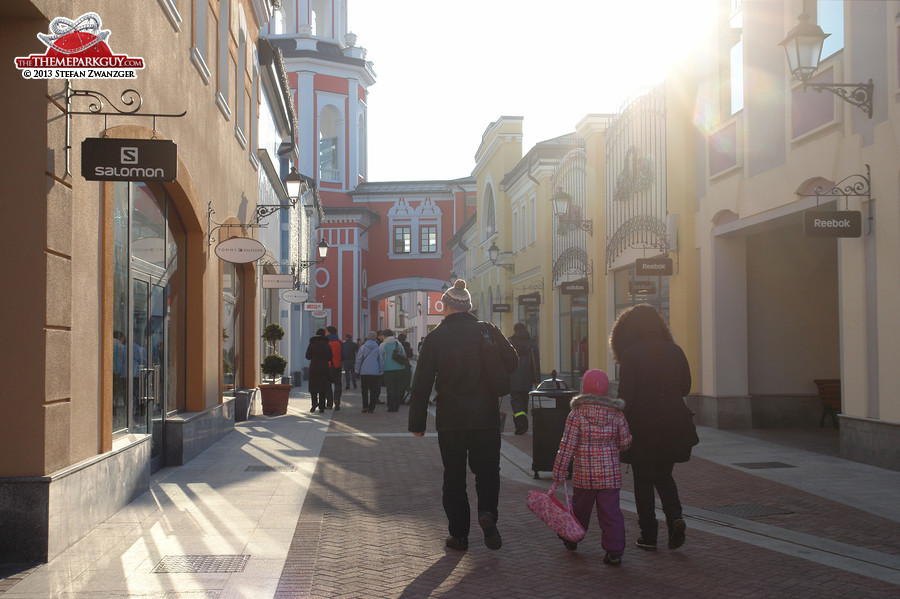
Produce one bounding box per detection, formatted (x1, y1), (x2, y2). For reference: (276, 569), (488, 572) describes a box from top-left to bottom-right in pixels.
(814, 379), (841, 429)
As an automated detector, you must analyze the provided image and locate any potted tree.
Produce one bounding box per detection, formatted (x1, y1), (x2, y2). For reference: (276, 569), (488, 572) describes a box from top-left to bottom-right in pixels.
(259, 323), (291, 415)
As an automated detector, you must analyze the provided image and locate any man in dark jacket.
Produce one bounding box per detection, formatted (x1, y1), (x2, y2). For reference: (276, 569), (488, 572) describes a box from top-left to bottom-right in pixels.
(342, 333), (359, 390)
(305, 329), (334, 413)
(409, 279), (518, 552)
(507, 322), (541, 435)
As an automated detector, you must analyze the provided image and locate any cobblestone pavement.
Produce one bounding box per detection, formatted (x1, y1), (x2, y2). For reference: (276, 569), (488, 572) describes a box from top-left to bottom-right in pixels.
(275, 391), (900, 599)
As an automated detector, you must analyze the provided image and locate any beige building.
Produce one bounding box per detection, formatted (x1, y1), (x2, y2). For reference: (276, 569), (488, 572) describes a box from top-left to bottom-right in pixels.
(690, 0), (899, 470)
(0, 0), (285, 560)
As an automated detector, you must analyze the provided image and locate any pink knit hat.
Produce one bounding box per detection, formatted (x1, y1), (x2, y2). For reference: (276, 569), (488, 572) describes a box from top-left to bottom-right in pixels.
(581, 369), (609, 396)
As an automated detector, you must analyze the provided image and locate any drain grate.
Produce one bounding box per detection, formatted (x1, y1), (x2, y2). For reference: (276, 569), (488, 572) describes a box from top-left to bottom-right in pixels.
(245, 465), (296, 472)
(152, 554), (250, 574)
(708, 504), (792, 518)
(733, 461), (795, 469)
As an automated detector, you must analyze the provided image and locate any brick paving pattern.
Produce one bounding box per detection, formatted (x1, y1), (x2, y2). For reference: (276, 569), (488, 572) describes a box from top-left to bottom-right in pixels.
(275, 392), (900, 598)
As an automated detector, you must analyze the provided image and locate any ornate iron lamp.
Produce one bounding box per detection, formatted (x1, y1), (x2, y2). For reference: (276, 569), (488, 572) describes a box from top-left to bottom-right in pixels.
(551, 189), (593, 235)
(255, 166), (309, 222)
(779, 13), (873, 118)
(295, 239), (329, 271)
(487, 241), (515, 273)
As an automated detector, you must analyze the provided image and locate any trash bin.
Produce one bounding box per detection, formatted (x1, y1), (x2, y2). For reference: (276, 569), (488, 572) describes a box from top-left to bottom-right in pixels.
(234, 390), (251, 422)
(529, 370), (578, 479)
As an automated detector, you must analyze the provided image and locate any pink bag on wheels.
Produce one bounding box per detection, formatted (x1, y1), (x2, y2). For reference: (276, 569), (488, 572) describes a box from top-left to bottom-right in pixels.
(526, 479), (586, 543)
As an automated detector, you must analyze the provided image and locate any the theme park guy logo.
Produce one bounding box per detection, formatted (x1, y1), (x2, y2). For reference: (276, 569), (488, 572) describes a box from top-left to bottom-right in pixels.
(15, 12), (145, 79)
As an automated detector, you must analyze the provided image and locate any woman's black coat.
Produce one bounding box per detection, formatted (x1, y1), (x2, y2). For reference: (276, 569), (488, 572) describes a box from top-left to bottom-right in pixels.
(616, 338), (692, 464)
(508, 330), (540, 393)
(305, 334), (333, 394)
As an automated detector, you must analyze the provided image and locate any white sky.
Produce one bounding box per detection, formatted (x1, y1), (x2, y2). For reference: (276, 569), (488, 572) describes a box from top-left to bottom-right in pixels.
(350, 0), (719, 182)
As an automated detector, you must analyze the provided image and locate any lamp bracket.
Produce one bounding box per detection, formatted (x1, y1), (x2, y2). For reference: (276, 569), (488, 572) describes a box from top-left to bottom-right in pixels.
(254, 202), (295, 222)
(804, 79), (873, 118)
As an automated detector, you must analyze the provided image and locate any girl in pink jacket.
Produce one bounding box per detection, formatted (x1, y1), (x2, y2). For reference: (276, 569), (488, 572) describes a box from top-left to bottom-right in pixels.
(552, 369), (632, 565)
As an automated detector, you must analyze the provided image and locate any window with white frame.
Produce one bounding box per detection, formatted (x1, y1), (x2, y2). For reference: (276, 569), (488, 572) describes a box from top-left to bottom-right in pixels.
(235, 16), (247, 146)
(216, 0), (231, 118)
(483, 185), (496, 239)
(727, 5), (743, 115)
(312, 0), (331, 37)
(816, 0), (843, 60)
(528, 194), (536, 245)
(394, 226), (411, 254)
(191, 0), (210, 81)
(420, 225), (437, 253)
(249, 47), (258, 166)
(319, 105), (341, 182)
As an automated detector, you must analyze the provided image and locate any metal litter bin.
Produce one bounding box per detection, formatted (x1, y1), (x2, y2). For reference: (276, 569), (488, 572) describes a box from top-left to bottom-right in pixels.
(529, 370), (578, 479)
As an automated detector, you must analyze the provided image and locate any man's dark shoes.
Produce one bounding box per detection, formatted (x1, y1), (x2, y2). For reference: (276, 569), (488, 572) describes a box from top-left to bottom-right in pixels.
(558, 534), (577, 551)
(513, 414), (529, 435)
(603, 551), (622, 566)
(668, 518), (686, 550)
(445, 536), (468, 551)
(635, 537), (657, 551)
(478, 512), (502, 550)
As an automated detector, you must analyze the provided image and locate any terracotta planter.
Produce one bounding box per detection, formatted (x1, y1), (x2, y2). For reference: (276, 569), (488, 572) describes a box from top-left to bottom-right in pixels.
(259, 383), (291, 415)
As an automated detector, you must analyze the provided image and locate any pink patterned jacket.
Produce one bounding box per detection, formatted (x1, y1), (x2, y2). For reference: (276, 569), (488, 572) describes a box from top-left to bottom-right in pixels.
(552, 394), (632, 489)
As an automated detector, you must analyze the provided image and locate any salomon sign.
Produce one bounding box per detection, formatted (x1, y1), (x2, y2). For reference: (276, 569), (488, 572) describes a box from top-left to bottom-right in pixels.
(82, 138), (177, 181)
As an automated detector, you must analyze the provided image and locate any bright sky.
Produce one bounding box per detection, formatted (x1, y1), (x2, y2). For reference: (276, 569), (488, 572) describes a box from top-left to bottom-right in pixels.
(351, 0), (719, 182)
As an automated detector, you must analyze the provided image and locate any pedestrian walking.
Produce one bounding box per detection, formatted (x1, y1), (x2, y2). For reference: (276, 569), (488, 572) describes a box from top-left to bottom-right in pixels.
(343, 333), (359, 390)
(355, 331), (384, 412)
(409, 279), (518, 552)
(610, 303), (693, 551)
(507, 322), (541, 434)
(552, 369), (632, 565)
(305, 328), (333, 413)
(380, 329), (406, 412)
(325, 325), (343, 410)
(398, 332), (414, 403)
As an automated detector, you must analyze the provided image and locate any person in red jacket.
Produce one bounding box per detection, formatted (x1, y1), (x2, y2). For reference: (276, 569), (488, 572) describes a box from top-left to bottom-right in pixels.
(326, 325), (343, 410)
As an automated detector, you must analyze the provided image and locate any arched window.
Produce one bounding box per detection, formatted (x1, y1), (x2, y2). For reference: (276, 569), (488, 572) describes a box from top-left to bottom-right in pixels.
(312, 0), (331, 37)
(319, 105), (341, 182)
(483, 184), (496, 239)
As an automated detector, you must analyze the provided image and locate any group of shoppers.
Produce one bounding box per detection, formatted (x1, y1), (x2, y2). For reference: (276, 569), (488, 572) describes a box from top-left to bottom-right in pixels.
(305, 326), (414, 414)
(407, 278), (695, 564)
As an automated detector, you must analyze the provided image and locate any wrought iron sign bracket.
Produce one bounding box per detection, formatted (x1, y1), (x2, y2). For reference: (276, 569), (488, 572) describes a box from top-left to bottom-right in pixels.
(46, 79), (187, 181)
(207, 202), (265, 255)
(798, 164), (873, 235)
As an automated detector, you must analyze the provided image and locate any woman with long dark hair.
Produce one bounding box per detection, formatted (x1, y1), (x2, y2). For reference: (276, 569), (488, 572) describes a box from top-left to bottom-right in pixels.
(610, 304), (692, 552)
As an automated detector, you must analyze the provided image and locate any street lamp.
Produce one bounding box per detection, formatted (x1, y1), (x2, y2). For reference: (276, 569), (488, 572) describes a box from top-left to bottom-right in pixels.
(487, 241), (515, 273)
(779, 13), (873, 118)
(255, 166), (310, 222)
(295, 239), (329, 271)
(551, 188), (593, 235)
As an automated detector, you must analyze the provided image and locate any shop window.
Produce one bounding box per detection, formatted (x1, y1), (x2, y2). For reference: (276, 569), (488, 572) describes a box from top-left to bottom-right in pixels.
(222, 261), (241, 395)
(319, 105), (341, 182)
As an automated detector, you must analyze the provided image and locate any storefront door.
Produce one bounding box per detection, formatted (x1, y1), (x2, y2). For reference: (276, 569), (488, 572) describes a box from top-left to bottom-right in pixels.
(132, 273), (168, 472)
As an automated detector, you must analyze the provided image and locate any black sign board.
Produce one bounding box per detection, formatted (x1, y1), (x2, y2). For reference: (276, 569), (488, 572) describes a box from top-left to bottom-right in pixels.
(82, 138), (177, 181)
(804, 210), (862, 238)
(492, 303), (511, 313)
(561, 281), (589, 295)
(635, 257), (673, 276)
(518, 293), (541, 305)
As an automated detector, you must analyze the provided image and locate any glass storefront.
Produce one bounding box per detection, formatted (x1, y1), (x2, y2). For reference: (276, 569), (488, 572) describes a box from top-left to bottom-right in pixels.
(112, 182), (185, 471)
(223, 261), (241, 395)
(613, 265), (670, 322)
(558, 285), (588, 389)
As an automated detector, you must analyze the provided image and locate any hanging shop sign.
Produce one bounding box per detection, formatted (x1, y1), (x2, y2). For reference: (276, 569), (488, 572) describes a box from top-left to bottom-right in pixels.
(304, 302), (324, 311)
(311, 310), (328, 319)
(518, 293), (541, 306)
(214, 237), (265, 263)
(492, 303), (511, 313)
(561, 281), (589, 295)
(281, 289), (310, 303)
(635, 257), (673, 276)
(81, 138), (177, 181)
(262, 274), (293, 289)
(803, 211), (862, 238)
